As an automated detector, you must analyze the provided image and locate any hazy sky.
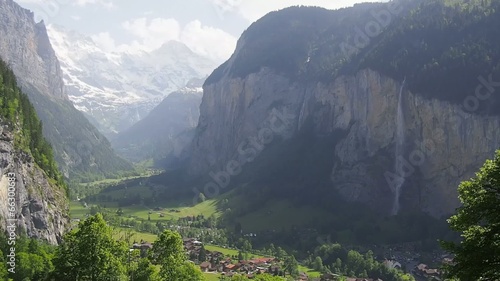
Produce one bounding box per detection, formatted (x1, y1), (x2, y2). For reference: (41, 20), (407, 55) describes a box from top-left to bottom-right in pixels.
(16, 0), (384, 63)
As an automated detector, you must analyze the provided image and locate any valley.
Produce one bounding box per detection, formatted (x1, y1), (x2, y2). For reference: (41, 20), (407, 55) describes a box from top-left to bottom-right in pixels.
(65, 173), (448, 280)
(1, 0), (500, 280)
(66, 191), (382, 280)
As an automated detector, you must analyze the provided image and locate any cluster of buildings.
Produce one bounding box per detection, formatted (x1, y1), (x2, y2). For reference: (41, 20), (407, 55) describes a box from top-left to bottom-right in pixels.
(182, 238), (285, 278)
(319, 274), (383, 281)
(133, 238), (451, 281)
(414, 264), (441, 280)
(201, 258), (279, 276)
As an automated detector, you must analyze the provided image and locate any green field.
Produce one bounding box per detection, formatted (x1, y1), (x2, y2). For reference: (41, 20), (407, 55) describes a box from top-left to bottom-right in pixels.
(70, 179), (323, 280)
(69, 198), (220, 244)
(204, 245), (272, 260)
(69, 201), (90, 219)
(204, 245), (241, 257)
(298, 265), (321, 278)
(78, 170), (161, 187)
(203, 272), (220, 281)
(70, 195), (220, 221)
(120, 198), (221, 222)
(112, 227), (158, 243)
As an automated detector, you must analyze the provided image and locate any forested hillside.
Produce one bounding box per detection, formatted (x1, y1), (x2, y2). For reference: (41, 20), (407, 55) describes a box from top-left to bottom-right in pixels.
(0, 58), (69, 244)
(0, 59), (63, 186)
(0, 0), (135, 182)
(353, 0), (500, 112)
(186, 0), (500, 255)
(207, 0), (500, 113)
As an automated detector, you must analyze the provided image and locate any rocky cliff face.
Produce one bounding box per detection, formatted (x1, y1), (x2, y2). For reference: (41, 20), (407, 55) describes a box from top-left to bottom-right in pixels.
(190, 68), (500, 218)
(0, 0), (133, 180)
(0, 0), (65, 100)
(0, 123), (69, 244)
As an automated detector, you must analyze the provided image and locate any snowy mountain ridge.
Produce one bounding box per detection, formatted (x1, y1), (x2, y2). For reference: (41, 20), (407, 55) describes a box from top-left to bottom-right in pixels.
(47, 25), (216, 136)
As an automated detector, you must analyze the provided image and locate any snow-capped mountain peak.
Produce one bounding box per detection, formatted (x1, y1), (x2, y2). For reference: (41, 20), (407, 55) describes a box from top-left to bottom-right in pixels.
(47, 25), (217, 136)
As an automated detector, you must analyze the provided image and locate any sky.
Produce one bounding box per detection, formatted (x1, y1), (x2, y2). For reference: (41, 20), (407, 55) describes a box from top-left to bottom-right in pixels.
(16, 0), (384, 63)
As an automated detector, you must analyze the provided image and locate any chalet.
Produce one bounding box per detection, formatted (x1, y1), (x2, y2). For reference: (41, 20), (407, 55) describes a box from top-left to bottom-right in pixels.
(417, 264), (427, 271)
(132, 242), (153, 250)
(200, 262), (211, 272)
(442, 257), (454, 265)
(224, 263), (239, 272)
(299, 272), (309, 280)
(320, 273), (341, 281)
(416, 264), (440, 278)
(425, 269), (439, 275)
(238, 263), (254, 274)
(383, 259), (402, 269)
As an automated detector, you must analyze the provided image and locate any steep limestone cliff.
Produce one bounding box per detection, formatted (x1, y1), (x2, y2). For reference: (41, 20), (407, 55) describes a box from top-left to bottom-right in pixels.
(0, 0), (65, 100)
(0, 0), (133, 180)
(190, 68), (500, 218)
(0, 122), (69, 244)
(188, 2), (500, 219)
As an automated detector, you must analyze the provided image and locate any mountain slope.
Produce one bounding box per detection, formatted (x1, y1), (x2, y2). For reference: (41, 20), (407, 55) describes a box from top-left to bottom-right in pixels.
(187, 0), (500, 223)
(0, 0), (133, 181)
(0, 58), (68, 244)
(47, 25), (216, 136)
(112, 78), (203, 163)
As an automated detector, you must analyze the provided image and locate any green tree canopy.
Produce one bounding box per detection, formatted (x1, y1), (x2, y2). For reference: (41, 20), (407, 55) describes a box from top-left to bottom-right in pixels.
(283, 255), (299, 278)
(152, 229), (205, 281)
(132, 258), (160, 281)
(442, 150), (500, 280)
(52, 213), (128, 280)
(0, 249), (7, 280)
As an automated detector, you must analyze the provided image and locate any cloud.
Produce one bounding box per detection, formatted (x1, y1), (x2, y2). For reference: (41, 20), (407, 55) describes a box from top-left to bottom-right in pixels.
(122, 17), (181, 50)
(211, 0), (242, 14)
(111, 17), (236, 62)
(180, 20), (237, 62)
(91, 32), (117, 52)
(209, 0), (385, 22)
(74, 0), (114, 9)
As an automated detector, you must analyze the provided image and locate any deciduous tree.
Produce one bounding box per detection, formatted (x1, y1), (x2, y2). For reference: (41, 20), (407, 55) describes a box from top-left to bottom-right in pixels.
(152, 229), (205, 281)
(52, 214), (128, 280)
(133, 258), (160, 281)
(442, 150), (500, 281)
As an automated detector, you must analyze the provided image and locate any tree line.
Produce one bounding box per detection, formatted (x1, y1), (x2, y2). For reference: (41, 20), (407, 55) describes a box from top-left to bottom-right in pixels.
(0, 59), (64, 187)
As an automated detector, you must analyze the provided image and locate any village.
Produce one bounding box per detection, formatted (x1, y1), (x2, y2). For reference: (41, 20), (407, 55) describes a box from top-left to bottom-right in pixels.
(183, 238), (286, 279)
(130, 238), (292, 279)
(129, 237), (447, 281)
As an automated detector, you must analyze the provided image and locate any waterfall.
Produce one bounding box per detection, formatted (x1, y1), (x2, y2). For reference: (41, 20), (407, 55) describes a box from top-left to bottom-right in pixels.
(392, 77), (406, 215)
